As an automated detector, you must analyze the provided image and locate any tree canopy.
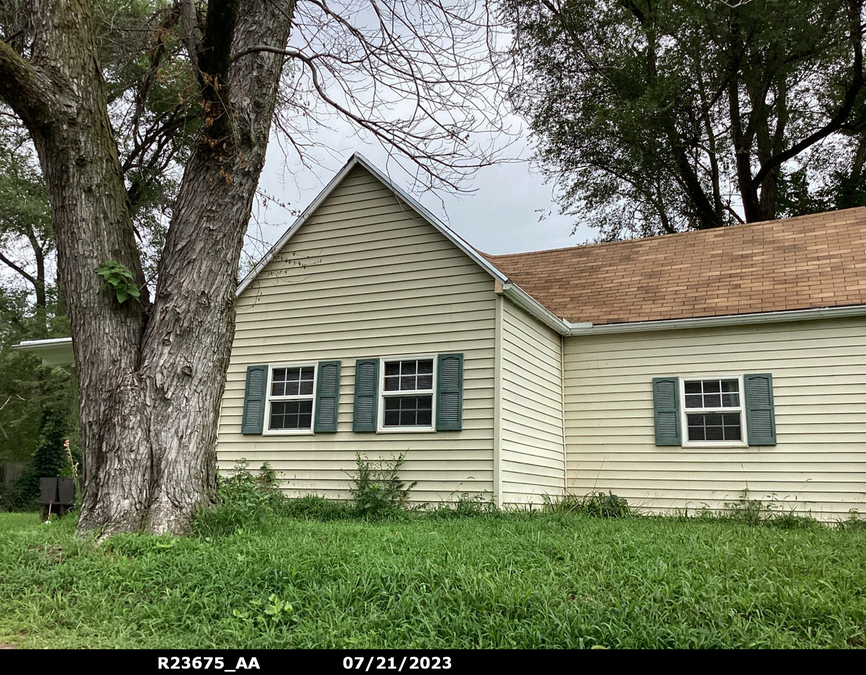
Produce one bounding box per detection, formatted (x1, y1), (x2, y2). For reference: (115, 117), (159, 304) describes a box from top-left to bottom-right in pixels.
(505, 0), (866, 239)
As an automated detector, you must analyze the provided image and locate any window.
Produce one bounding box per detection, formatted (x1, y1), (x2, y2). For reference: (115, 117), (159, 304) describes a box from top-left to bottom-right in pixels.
(379, 357), (436, 430)
(265, 365), (316, 434)
(681, 377), (747, 446)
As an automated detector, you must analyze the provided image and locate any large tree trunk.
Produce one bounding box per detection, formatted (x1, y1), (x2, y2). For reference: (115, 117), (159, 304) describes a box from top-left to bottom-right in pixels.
(0, 0), (296, 535)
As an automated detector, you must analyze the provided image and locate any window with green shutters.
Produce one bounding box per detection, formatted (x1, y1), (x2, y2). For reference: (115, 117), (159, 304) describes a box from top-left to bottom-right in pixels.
(240, 361), (343, 435)
(652, 374), (777, 447)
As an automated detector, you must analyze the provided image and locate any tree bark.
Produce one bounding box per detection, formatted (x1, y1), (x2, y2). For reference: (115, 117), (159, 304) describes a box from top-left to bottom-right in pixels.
(1, 0), (297, 535)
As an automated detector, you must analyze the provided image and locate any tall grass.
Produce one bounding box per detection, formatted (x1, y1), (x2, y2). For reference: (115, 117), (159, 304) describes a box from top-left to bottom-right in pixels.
(0, 511), (864, 648)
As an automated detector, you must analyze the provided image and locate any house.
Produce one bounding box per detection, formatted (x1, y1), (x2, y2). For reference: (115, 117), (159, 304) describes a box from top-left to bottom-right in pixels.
(17, 154), (866, 519)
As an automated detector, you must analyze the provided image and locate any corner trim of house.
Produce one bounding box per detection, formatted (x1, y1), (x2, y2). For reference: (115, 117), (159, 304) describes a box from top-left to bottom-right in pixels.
(564, 304), (866, 335)
(492, 294), (504, 508)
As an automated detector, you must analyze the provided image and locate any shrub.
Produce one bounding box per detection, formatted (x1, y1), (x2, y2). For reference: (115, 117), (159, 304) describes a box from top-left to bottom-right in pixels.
(350, 453), (416, 519)
(196, 460), (283, 536)
(543, 491), (631, 518)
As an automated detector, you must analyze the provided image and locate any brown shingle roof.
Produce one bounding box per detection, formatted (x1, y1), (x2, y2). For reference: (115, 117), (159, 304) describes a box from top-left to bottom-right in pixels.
(481, 207), (866, 326)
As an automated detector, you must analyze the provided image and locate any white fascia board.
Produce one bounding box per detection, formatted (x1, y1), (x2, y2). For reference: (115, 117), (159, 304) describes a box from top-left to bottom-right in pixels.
(501, 282), (569, 335)
(13, 337), (74, 366)
(565, 304), (866, 336)
(236, 153), (508, 297)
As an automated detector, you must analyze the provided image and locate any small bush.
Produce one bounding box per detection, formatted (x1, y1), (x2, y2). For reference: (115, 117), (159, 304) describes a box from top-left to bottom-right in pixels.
(544, 491), (631, 518)
(196, 460), (283, 536)
(350, 453), (416, 519)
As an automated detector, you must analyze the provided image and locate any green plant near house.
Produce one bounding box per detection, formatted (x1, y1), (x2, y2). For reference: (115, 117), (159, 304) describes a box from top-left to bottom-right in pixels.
(543, 491), (631, 518)
(350, 452), (416, 518)
(195, 460), (283, 536)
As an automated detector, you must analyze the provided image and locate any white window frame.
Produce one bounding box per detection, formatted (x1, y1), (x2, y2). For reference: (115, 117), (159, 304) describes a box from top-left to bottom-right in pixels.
(263, 363), (317, 436)
(377, 355), (437, 433)
(679, 375), (748, 448)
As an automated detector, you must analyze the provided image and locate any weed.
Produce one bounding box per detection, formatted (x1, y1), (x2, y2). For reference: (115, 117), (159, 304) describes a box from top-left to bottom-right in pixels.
(350, 453), (416, 519)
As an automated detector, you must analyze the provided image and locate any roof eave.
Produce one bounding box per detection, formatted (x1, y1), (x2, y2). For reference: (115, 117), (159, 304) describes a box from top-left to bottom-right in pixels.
(564, 304), (866, 335)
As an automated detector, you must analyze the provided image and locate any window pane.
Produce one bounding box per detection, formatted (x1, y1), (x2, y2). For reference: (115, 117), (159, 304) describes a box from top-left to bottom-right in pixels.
(300, 367), (314, 381)
(384, 410), (400, 426)
(285, 381), (300, 396)
(385, 362), (400, 376)
(724, 425), (741, 441)
(721, 379), (739, 392)
(705, 425), (723, 441)
(703, 394), (721, 407)
(299, 380), (314, 396)
(684, 381), (701, 394)
(417, 375), (433, 391)
(703, 380), (721, 393)
(418, 360), (434, 374)
(418, 409), (432, 426)
(400, 375), (416, 391)
(722, 393), (739, 407)
(272, 382), (285, 397)
(401, 361), (417, 375)
(685, 394), (702, 409)
(272, 368), (286, 382)
(384, 376), (400, 392)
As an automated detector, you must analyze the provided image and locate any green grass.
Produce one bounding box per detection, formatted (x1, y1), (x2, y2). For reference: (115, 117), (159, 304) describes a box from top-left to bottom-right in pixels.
(0, 511), (864, 649)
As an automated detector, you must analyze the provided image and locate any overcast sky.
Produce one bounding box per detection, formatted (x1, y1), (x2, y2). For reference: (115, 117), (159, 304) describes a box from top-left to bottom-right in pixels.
(251, 126), (596, 260)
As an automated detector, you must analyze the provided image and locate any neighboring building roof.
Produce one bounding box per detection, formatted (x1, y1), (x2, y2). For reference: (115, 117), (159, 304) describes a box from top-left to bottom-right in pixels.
(483, 207), (866, 326)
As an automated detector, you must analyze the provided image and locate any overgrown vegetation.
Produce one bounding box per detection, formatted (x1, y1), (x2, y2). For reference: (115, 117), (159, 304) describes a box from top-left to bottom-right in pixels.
(543, 491), (631, 518)
(350, 453), (416, 519)
(1, 509), (864, 648)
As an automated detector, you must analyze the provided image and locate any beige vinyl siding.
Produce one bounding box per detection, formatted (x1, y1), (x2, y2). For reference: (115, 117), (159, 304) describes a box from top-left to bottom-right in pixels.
(563, 317), (866, 520)
(218, 165), (496, 502)
(499, 299), (565, 504)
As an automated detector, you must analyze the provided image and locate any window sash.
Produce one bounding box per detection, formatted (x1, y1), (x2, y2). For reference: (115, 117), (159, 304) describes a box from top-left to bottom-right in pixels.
(680, 376), (748, 447)
(382, 358), (435, 396)
(264, 364), (317, 434)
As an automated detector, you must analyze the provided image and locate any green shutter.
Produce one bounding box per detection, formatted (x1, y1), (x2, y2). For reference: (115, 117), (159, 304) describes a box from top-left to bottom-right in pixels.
(241, 365), (268, 435)
(745, 373), (776, 446)
(652, 377), (681, 446)
(353, 359), (379, 432)
(314, 361), (342, 433)
(436, 353), (464, 431)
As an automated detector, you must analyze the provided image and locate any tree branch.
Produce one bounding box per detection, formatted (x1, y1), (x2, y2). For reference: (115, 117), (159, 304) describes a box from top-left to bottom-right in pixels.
(0, 40), (56, 131)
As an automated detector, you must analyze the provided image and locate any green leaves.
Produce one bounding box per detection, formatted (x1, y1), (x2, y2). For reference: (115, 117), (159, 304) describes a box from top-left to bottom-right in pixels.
(95, 261), (141, 305)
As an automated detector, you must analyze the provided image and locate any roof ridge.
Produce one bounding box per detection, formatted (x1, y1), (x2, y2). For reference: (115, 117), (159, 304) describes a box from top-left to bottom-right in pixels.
(484, 206), (866, 259)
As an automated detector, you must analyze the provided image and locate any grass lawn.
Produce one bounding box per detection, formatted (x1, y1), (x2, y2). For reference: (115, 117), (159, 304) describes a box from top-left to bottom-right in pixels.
(0, 511), (864, 649)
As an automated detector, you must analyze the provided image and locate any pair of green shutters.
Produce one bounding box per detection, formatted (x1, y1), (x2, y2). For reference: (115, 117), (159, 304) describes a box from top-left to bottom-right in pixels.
(241, 354), (464, 435)
(652, 374), (776, 446)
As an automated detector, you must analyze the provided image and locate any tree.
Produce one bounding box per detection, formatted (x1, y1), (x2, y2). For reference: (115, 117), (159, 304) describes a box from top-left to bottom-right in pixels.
(504, 0), (866, 239)
(0, 0), (506, 535)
